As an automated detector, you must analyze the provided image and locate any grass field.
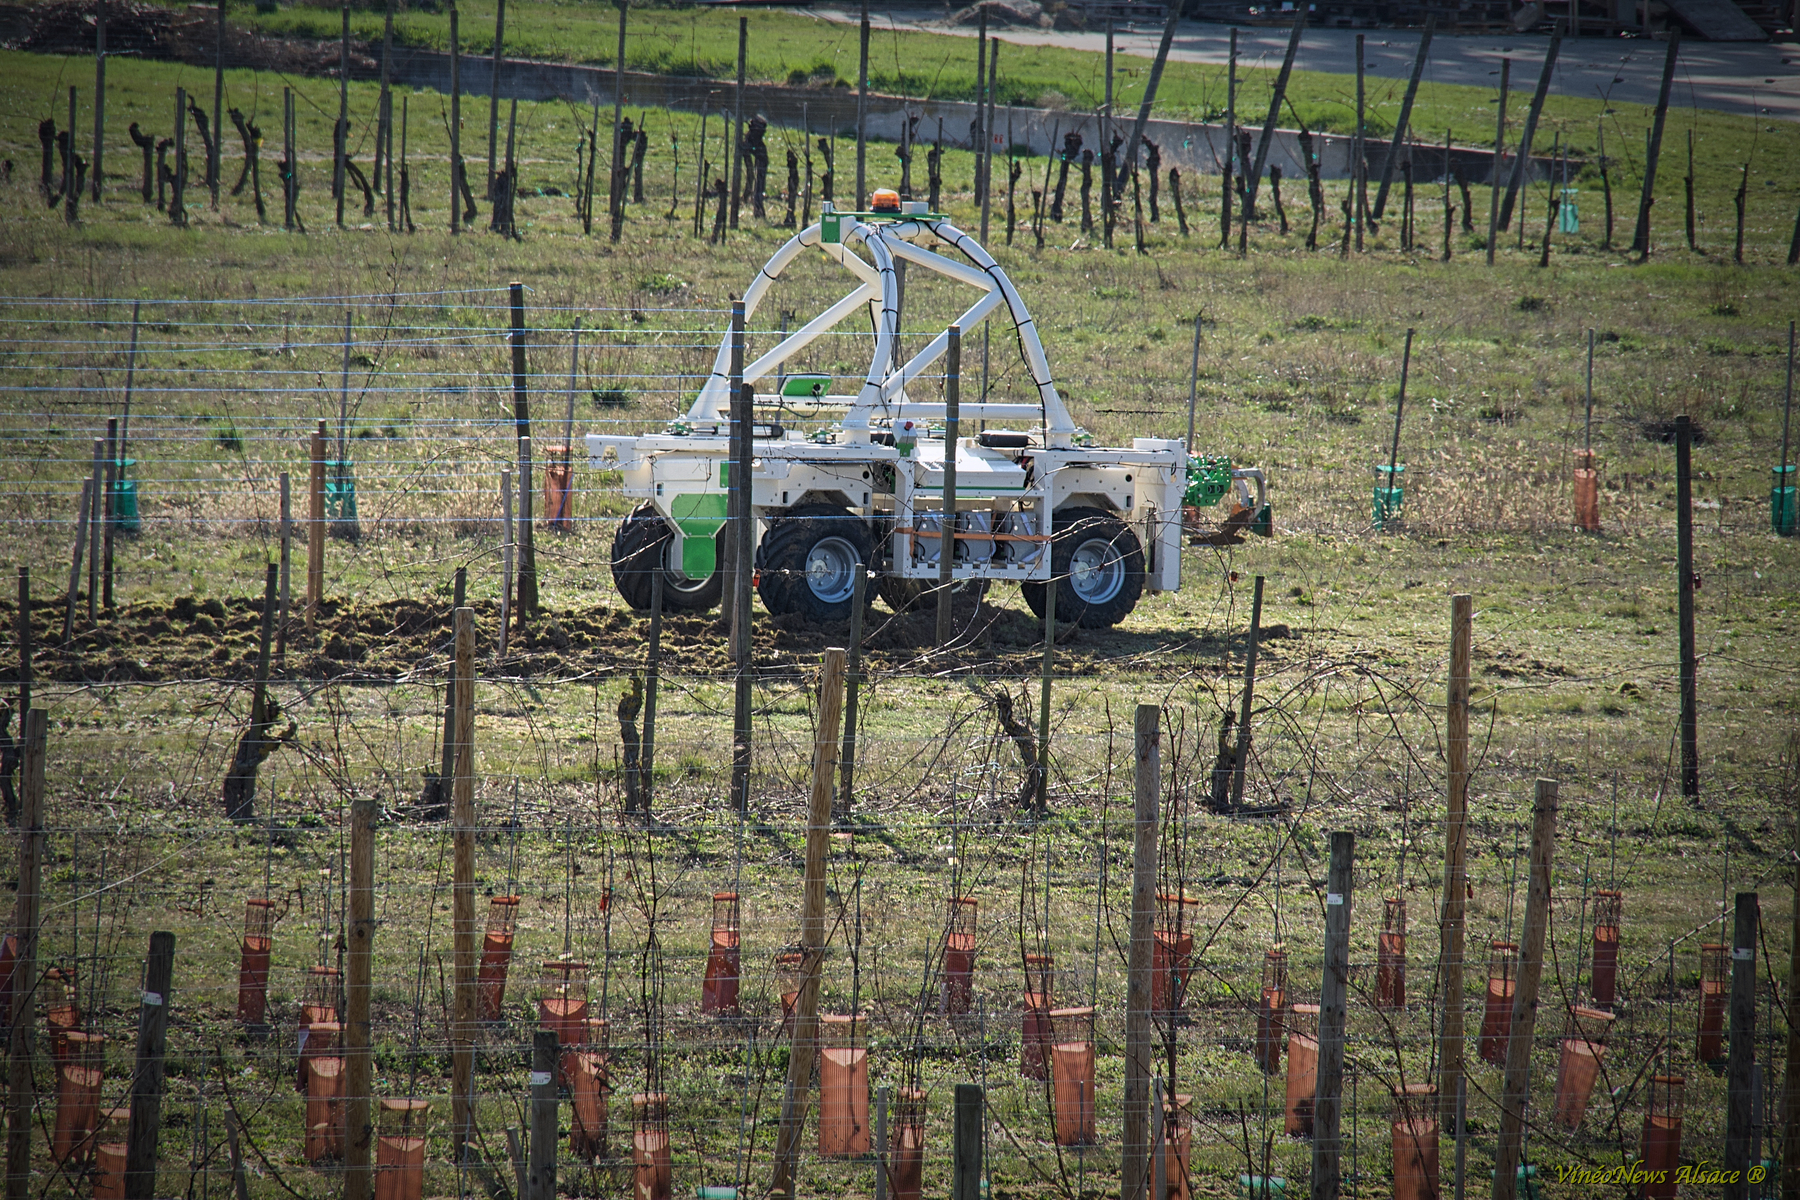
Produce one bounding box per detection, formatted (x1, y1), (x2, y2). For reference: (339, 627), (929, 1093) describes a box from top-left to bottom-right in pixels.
(0, 9), (1799, 1200)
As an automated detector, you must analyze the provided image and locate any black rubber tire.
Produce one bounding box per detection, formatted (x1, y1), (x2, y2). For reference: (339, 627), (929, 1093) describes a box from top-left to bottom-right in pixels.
(878, 575), (986, 615)
(1019, 506), (1146, 629)
(878, 576), (928, 613)
(755, 505), (875, 623)
(610, 501), (724, 612)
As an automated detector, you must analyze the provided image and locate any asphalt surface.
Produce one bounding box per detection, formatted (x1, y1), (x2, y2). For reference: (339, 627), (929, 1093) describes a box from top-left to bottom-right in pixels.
(811, 7), (1800, 120)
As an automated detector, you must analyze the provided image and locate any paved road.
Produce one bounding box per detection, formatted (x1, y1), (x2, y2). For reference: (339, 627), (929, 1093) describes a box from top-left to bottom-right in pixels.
(812, 7), (1800, 119)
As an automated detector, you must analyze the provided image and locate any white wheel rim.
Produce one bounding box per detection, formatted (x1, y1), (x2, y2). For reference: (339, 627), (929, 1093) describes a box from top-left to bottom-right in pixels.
(1068, 537), (1125, 605)
(803, 536), (860, 604)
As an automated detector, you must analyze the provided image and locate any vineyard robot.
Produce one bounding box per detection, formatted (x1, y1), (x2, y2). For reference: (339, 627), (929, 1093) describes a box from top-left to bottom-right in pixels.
(588, 193), (1268, 628)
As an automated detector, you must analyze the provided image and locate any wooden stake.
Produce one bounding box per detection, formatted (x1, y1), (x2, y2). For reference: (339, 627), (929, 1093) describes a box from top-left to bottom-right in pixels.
(838, 569), (866, 815)
(102, 418), (117, 611)
(1487, 59), (1509, 266)
(449, 2), (460, 236)
(982, 36), (999, 243)
(487, 0), (505, 199)
(63, 477), (91, 641)
(937, 326), (961, 644)
(500, 468), (513, 657)
(336, 4), (348, 228)
(1036, 571), (1055, 815)
(732, 17), (748, 230)
(1676, 415), (1698, 799)
(93, 0), (107, 202)
(1632, 32), (1681, 257)
(1221, 29), (1236, 251)
(1228, 576), (1264, 810)
(509, 283), (536, 615)
(1120, 4), (1184, 188)
(15, 568), (30, 730)
(731, 379), (755, 815)
(516, 437), (533, 631)
(437, 568), (467, 804)
(855, 0), (869, 210)
(1122, 703), (1161, 1200)
(1497, 30), (1561, 233)
(124, 930), (176, 1200)
(607, 0), (626, 242)
(87, 438), (104, 621)
(277, 473), (291, 663)
(1723, 892), (1759, 1200)
(1373, 16), (1435, 218)
(450, 607), (477, 1165)
(4, 708), (45, 1200)
(307, 421), (325, 629)
(1780, 839), (1800, 1200)
(1185, 311), (1203, 451)
(1310, 831), (1355, 1200)
(1245, 14), (1305, 216)
(381, 0), (393, 230)
(770, 646), (847, 1198)
(1490, 780), (1557, 1200)
(211, 0), (224, 207)
(643, 569), (662, 813)
(1354, 38), (1365, 252)
(1439, 595), (1473, 1126)
(953, 1084), (983, 1200)
(344, 799), (375, 1200)
(528, 1030), (557, 1200)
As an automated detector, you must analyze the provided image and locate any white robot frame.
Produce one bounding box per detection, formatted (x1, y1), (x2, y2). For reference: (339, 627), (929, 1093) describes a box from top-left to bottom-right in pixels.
(587, 204), (1266, 626)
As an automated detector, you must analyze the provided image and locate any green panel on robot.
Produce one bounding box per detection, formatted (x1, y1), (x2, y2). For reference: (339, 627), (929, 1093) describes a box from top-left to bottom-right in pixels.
(1185, 455), (1232, 507)
(670, 493), (727, 578)
(782, 374), (832, 399)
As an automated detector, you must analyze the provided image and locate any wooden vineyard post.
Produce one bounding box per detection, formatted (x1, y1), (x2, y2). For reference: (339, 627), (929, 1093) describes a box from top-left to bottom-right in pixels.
(63, 478), (90, 641)
(730, 380), (754, 816)
(1244, 14), (1305, 217)
(1372, 17), (1434, 219)
(1310, 832), (1353, 1200)
(1676, 415), (1699, 799)
(1490, 780), (1557, 1200)
(771, 647), (846, 1198)
(1782, 844), (1800, 1200)
(307, 421), (326, 630)
(528, 1031), (557, 1200)
(509, 283), (537, 617)
(1486, 59), (1509, 266)
(5, 709), (45, 1200)
(102, 420), (116, 611)
(1122, 704), (1160, 1200)
(936, 326), (960, 644)
(436, 568), (466, 811)
(86, 438), (103, 621)
(1439, 594), (1472, 1125)
(1229, 576), (1264, 809)
(1632, 32), (1681, 257)
(1722, 892), (1758, 1200)
(277, 473), (291, 662)
(953, 1084), (982, 1200)
(344, 799), (376, 1200)
(643, 569), (662, 813)
(837, 569), (866, 816)
(450, 608), (477, 1166)
(123, 931), (175, 1200)
(855, 0), (868, 209)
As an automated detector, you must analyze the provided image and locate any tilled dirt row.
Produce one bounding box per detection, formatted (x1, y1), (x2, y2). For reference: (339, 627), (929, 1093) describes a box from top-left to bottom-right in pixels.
(8, 591), (1283, 685)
